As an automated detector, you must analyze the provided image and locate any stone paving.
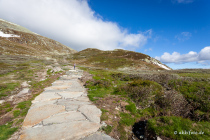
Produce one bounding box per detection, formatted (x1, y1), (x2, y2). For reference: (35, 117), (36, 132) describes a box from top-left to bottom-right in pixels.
(19, 69), (115, 140)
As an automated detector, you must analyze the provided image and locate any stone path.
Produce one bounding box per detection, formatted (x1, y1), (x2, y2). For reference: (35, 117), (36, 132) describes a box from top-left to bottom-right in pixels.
(19, 69), (114, 140)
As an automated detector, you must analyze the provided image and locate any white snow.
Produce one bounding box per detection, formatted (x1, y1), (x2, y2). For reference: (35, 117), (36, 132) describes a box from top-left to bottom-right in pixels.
(153, 61), (171, 70)
(0, 31), (20, 38)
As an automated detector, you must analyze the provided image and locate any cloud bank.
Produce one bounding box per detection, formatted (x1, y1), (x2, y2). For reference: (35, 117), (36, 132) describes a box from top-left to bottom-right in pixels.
(0, 0), (150, 51)
(155, 46), (210, 65)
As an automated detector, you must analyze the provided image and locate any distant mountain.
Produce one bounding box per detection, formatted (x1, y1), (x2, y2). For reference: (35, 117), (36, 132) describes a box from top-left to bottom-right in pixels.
(0, 18), (77, 58)
(72, 48), (172, 71)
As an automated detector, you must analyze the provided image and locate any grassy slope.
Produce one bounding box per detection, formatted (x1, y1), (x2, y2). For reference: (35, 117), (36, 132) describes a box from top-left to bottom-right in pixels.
(72, 48), (167, 71)
(0, 55), (69, 140)
(80, 67), (210, 140)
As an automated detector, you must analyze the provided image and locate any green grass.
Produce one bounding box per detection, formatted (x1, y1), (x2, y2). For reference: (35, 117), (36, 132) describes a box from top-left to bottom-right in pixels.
(117, 123), (128, 140)
(119, 112), (136, 126)
(13, 110), (20, 118)
(0, 122), (18, 140)
(0, 83), (20, 98)
(168, 79), (210, 114)
(147, 116), (210, 140)
(125, 102), (137, 114)
(83, 68), (210, 139)
(101, 109), (109, 121)
(102, 125), (113, 134)
(178, 73), (210, 79)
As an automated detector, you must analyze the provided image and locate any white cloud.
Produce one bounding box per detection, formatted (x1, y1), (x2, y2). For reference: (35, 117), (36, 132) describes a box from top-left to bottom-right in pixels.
(175, 32), (192, 41)
(0, 0), (150, 51)
(198, 47), (210, 60)
(156, 46), (210, 65)
(172, 0), (194, 4)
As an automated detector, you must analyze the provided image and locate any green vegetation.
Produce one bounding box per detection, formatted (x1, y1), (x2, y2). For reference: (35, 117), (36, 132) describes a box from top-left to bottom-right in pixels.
(0, 83), (20, 98)
(13, 110), (20, 118)
(102, 125), (113, 134)
(83, 67), (210, 139)
(101, 109), (109, 121)
(72, 48), (164, 70)
(0, 122), (18, 140)
(147, 116), (210, 140)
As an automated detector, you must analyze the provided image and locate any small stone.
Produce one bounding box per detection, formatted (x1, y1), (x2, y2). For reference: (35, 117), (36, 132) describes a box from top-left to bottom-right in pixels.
(0, 100), (5, 104)
(16, 88), (30, 97)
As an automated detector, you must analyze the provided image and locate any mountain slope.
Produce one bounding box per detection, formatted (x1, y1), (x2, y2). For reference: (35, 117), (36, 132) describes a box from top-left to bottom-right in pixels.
(0, 18), (77, 57)
(72, 48), (172, 71)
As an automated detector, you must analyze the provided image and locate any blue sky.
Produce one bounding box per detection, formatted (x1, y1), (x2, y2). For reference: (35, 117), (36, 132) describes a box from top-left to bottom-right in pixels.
(0, 0), (209, 69)
(88, 0), (210, 69)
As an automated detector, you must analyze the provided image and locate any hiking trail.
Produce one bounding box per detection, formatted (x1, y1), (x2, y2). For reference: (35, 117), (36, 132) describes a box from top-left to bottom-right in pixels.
(19, 69), (114, 140)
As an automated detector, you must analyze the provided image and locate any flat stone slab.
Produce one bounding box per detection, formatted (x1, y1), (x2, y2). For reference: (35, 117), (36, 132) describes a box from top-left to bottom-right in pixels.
(78, 105), (102, 123)
(20, 121), (101, 140)
(31, 100), (57, 109)
(81, 132), (115, 140)
(58, 91), (83, 99)
(52, 81), (72, 86)
(44, 86), (70, 90)
(42, 111), (86, 125)
(32, 92), (61, 103)
(76, 96), (90, 102)
(22, 104), (65, 128)
(20, 69), (103, 140)
(57, 99), (91, 111)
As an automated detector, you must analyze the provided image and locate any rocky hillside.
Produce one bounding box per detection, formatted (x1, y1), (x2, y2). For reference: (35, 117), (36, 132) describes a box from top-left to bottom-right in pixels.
(0, 18), (77, 58)
(71, 48), (172, 71)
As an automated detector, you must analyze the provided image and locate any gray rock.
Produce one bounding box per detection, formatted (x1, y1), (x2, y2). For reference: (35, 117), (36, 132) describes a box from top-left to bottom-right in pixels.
(81, 132), (115, 140)
(20, 121), (101, 140)
(16, 88), (30, 97)
(21, 81), (29, 88)
(0, 100), (5, 104)
(42, 111), (86, 125)
(58, 91), (83, 99)
(22, 104), (65, 128)
(57, 99), (91, 111)
(32, 92), (61, 103)
(78, 105), (102, 123)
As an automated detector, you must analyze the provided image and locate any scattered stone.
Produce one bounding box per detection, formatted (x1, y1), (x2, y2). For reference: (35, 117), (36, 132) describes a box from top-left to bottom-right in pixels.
(21, 81), (29, 88)
(16, 88), (30, 97)
(8, 95), (14, 101)
(0, 100), (5, 104)
(78, 105), (102, 123)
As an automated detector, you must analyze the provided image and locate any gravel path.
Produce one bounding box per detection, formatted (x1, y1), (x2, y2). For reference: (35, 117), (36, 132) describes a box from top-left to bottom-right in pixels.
(19, 69), (114, 140)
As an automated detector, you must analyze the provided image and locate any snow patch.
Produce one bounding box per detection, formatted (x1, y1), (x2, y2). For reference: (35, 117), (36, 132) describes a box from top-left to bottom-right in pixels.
(0, 31), (20, 38)
(153, 61), (171, 70)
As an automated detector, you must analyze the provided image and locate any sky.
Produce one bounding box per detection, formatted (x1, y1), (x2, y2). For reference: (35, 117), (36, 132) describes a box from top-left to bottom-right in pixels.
(0, 0), (209, 69)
